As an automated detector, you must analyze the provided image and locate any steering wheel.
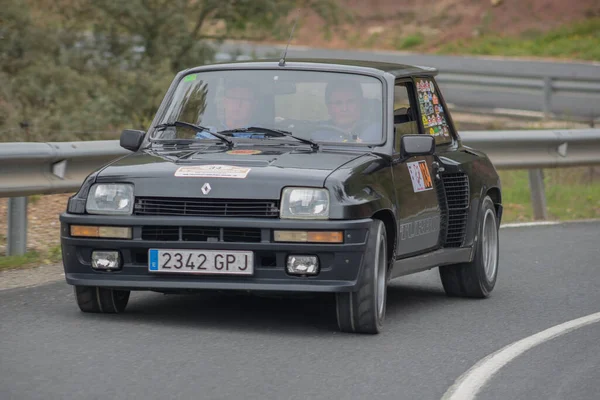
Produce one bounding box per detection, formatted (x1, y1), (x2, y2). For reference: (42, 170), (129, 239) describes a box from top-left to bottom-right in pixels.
(313, 120), (372, 142)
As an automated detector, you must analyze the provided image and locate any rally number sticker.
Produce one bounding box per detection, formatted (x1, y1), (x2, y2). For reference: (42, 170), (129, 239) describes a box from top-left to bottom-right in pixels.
(407, 160), (433, 193)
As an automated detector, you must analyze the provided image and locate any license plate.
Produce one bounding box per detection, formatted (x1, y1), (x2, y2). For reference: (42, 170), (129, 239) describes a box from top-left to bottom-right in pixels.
(148, 249), (253, 275)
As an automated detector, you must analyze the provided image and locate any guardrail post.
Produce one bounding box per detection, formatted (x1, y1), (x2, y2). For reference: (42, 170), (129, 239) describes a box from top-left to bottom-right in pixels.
(543, 77), (553, 118)
(528, 169), (548, 220)
(7, 197), (28, 256)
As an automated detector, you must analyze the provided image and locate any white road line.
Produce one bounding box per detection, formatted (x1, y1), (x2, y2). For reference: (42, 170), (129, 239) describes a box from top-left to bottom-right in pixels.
(500, 219), (600, 229)
(500, 221), (561, 228)
(441, 311), (600, 400)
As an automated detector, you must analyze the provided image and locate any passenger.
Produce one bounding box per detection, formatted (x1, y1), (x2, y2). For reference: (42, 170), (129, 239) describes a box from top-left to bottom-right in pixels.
(313, 80), (381, 143)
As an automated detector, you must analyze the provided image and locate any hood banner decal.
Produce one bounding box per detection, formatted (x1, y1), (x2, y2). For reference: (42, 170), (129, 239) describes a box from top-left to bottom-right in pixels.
(175, 165), (251, 179)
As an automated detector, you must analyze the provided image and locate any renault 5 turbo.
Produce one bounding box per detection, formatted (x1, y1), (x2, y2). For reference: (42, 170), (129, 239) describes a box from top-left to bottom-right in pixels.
(60, 58), (502, 334)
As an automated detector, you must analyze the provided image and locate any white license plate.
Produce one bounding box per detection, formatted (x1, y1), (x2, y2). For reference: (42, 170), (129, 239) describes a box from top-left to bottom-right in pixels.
(148, 249), (253, 275)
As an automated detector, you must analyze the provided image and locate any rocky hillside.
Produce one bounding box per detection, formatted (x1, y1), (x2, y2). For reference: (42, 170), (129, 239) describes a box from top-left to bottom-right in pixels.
(277, 0), (600, 55)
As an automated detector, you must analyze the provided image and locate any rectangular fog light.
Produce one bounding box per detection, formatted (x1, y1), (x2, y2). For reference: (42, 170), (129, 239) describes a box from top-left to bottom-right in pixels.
(71, 225), (132, 239)
(92, 251), (121, 270)
(286, 255), (319, 276)
(274, 230), (343, 243)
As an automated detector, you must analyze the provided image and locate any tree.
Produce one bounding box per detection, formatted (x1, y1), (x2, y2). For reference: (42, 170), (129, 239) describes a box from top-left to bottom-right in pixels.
(0, 0), (343, 141)
(0, 0), (125, 141)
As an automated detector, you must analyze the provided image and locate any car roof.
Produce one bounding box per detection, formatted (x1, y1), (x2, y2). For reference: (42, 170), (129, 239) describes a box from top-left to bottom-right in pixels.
(184, 58), (438, 79)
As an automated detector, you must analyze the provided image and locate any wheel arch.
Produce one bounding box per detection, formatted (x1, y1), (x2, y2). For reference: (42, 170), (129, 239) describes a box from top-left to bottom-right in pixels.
(485, 186), (503, 224)
(371, 209), (396, 267)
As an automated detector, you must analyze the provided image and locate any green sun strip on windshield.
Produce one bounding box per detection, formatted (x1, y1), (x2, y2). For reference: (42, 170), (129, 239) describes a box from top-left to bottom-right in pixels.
(184, 74), (197, 82)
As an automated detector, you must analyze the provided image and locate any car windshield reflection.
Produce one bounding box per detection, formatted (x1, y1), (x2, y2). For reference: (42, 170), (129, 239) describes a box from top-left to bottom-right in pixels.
(153, 70), (384, 146)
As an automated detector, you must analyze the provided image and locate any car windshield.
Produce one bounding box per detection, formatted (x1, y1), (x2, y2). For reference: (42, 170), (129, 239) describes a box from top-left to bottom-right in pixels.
(151, 69), (384, 145)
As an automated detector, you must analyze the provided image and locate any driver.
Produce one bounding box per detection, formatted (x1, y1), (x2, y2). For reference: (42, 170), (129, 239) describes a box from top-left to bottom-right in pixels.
(222, 79), (258, 130)
(313, 80), (380, 143)
(196, 79), (259, 138)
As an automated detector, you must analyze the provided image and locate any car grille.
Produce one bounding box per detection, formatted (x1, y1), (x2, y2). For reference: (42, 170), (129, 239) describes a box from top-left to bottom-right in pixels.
(134, 197), (279, 218)
(141, 226), (262, 243)
(441, 173), (470, 247)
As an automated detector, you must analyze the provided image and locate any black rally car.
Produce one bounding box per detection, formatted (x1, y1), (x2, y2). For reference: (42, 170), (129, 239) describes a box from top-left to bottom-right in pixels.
(60, 58), (502, 334)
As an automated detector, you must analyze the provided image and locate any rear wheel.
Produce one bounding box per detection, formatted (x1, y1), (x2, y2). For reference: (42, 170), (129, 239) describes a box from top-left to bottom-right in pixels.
(439, 195), (499, 298)
(336, 219), (389, 334)
(74, 286), (130, 313)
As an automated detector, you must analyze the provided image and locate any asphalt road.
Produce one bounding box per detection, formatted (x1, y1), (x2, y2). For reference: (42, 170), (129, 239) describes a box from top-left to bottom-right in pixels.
(215, 43), (600, 120)
(1, 221), (599, 400)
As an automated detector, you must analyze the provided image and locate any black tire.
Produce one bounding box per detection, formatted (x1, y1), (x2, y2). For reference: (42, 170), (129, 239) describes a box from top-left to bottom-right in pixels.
(74, 286), (131, 313)
(439, 195), (499, 298)
(336, 219), (390, 334)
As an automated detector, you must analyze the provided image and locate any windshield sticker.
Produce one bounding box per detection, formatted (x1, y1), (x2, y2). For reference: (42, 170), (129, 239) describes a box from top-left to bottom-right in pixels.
(407, 160), (433, 192)
(226, 149), (262, 155)
(174, 165), (251, 178)
(184, 74), (197, 82)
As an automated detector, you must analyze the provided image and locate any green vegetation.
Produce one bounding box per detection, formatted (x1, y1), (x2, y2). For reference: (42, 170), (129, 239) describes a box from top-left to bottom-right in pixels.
(0, 245), (62, 271)
(364, 33), (381, 48)
(0, 0), (342, 143)
(439, 18), (600, 61)
(498, 168), (600, 222)
(28, 194), (42, 205)
(394, 33), (425, 50)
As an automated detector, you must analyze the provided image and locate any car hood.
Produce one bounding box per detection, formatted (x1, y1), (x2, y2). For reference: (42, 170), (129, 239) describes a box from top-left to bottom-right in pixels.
(96, 145), (368, 199)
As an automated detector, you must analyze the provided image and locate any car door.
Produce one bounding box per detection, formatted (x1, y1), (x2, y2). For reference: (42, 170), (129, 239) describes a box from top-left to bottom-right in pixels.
(421, 76), (481, 250)
(391, 78), (442, 258)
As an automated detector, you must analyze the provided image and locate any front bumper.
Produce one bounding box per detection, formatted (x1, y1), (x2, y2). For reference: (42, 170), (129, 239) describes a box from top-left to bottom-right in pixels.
(59, 213), (373, 293)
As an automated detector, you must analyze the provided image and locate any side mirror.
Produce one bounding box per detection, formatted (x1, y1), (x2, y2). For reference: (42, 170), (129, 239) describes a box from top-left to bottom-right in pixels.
(120, 129), (145, 152)
(400, 134), (435, 159)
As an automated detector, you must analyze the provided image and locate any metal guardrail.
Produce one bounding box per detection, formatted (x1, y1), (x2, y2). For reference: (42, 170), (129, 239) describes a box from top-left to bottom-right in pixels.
(0, 141), (127, 198)
(215, 46), (600, 120)
(460, 129), (600, 169)
(2, 129), (600, 256)
(436, 73), (600, 119)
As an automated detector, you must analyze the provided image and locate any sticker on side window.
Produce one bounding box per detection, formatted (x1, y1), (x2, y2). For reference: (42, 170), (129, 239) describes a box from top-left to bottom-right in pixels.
(407, 160), (433, 193)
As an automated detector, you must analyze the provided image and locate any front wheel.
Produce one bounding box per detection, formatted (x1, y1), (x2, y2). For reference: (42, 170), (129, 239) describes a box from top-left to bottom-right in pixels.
(74, 286), (130, 313)
(336, 219), (390, 334)
(439, 195), (499, 298)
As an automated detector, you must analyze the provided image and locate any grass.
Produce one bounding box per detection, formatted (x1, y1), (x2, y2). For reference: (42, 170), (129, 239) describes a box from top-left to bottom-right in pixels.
(363, 32), (381, 48)
(0, 245), (62, 271)
(28, 194), (42, 204)
(394, 33), (424, 50)
(438, 18), (600, 61)
(498, 168), (600, 222)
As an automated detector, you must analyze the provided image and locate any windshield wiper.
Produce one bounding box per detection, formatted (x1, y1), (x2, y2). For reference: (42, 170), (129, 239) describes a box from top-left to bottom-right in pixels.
(153, 121), (233, 148)
(149, 139), (196, 146)
(218, 126), (319, 151)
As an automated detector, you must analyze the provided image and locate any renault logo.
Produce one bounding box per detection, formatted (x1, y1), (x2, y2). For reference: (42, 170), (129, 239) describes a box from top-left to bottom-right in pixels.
(201, 183), (211, 195)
